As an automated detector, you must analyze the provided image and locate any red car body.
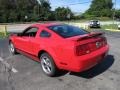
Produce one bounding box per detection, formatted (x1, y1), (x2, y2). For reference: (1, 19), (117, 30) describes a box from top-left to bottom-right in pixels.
(9, 23), (109, 72)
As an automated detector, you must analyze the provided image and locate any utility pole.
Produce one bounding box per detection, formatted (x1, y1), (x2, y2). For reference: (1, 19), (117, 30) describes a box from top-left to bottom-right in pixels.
(113, 0), (117, 24)
(37, 0), (41, 18)
(38, 3), (39, 17)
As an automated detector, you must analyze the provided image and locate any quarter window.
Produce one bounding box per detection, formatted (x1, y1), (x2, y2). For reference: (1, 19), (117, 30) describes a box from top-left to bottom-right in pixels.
(40, 30), (51, 37)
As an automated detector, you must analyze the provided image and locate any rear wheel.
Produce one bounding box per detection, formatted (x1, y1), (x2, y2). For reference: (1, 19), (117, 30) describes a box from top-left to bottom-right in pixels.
(9, 42), (17, 55)
(40, 53), (58, 77)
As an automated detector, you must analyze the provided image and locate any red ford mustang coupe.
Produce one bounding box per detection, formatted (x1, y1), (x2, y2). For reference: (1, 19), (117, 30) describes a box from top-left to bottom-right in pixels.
(9, 23), (109, 76)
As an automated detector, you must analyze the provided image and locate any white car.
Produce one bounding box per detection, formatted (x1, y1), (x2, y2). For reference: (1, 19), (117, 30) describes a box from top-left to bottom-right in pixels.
(118, 24), (120, 30)
(89, 20), (101, 28)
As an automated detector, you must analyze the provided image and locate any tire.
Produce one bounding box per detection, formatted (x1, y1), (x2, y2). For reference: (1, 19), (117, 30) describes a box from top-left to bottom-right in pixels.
(40, 53), (58, 77)
(9, 42), (17, 55)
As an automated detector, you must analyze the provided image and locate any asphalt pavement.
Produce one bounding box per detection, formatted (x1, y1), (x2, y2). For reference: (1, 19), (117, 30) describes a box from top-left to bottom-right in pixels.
(0, 29), (120, 90)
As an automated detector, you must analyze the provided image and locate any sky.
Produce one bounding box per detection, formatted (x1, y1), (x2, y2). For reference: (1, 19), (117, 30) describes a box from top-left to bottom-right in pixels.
(49, 0), (120, 13)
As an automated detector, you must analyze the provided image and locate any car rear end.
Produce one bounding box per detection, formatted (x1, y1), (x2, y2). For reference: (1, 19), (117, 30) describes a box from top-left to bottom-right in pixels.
(89, 20), (100, 28)
(48, 24), (109, 72)
(67, 32), (109, 72)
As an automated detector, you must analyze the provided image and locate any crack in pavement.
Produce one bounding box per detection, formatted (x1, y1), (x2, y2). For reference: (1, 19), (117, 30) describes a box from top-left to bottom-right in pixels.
(0, 57), (18, 73)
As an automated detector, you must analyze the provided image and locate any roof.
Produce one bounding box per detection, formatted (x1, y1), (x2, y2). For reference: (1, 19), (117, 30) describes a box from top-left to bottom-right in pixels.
(32, 22), (63, 27)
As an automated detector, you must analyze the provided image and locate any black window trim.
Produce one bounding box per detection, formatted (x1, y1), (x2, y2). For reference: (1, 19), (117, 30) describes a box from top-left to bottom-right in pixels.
(21, 26), (39, 37)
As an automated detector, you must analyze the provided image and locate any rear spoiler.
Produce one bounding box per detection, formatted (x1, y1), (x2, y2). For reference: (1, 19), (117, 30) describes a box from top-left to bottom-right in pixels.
(77, 32), (104, 41)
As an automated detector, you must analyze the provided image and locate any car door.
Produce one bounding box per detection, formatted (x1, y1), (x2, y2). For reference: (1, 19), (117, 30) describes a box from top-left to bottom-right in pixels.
(16, 27), (38, 54)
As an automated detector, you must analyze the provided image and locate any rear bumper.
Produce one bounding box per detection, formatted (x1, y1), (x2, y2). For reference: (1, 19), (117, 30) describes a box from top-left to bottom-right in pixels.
(90, 24), (100, 28)
(68, 45), (109, 72)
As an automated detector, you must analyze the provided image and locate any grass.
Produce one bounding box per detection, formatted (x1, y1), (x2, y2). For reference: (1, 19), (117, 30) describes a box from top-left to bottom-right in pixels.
(0, 32), (9, 38)
(86, 24), (120, 32)
(101, 24), (118, 30)
(61, 17), (113, 23)
(101, 24), (120, 32)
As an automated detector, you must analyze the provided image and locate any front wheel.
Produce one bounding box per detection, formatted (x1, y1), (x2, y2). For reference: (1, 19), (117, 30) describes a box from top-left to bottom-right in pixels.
(40, 53), (58, 77)
(9, 42), (17, 55)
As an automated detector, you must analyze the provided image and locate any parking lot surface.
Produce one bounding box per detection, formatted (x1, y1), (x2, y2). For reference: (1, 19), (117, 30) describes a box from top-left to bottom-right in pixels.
(0, 30), (120, 90)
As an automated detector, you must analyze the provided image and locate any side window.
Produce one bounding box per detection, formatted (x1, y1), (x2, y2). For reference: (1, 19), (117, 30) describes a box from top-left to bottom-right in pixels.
(23, 27), (38, 37)
(40, 30), (51, 37)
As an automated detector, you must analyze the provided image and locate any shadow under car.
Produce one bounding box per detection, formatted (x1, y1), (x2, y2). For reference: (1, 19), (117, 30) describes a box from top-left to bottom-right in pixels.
(69, 55), (115, 79)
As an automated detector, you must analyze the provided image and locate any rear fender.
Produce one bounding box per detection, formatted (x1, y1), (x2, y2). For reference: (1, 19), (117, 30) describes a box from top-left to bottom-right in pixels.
(38, 48), (61, 68)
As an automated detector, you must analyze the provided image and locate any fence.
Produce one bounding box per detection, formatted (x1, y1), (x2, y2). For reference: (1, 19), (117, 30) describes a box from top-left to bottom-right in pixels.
(0, 25), (7, 37)
(65, 22), (89, 29)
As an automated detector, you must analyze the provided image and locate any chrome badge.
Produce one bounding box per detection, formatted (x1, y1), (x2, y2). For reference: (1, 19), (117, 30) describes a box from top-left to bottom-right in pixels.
(96, 42), (101, 48)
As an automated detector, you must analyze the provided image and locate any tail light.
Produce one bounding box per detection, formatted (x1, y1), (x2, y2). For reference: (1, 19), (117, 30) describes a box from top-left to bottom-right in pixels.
(76, 37), (107, 56)
(76, 44), (91, 56)
(102, 37), (107, 46)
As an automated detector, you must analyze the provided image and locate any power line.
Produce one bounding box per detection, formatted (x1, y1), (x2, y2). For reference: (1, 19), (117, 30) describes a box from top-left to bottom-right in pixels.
(51, 1), (91, 7)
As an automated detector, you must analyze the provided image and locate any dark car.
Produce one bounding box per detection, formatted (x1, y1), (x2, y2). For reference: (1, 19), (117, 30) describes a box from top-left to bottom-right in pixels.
(89, 20), (101, 28)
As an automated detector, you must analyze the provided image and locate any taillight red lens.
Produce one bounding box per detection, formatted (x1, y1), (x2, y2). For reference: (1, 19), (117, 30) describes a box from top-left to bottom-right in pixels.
(99, 35), (107, 46)
(76, 37), (107, 56)
(102, 37), (107, 46)
(76, 44), (90, 56)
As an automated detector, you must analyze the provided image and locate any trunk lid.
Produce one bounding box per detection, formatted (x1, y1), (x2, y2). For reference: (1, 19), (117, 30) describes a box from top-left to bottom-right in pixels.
(67, 32), (107, 56)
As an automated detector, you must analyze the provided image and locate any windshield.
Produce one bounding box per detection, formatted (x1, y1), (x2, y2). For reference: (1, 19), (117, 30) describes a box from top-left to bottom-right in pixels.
(91, 20), (99, 24)
(48, 24), (89, 38)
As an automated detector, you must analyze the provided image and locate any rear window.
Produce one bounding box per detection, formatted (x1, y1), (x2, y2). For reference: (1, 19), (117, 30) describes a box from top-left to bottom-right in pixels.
(93, 21), (98, 22)
(91, 20), (99, 23)
(48, 24), (89, 38)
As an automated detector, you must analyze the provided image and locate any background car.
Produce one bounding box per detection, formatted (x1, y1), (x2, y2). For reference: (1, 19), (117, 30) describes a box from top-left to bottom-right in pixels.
(89, 20), (101, 28)
(118, 24), (120, 30)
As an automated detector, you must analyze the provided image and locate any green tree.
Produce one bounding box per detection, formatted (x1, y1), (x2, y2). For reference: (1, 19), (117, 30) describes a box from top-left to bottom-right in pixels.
(55, 7), (73, 20)
(16, 0), (39, 21)
(115, 9), (120, 19)
(85, 0), (113, 17)
(0, 0), (14, 22)
(0, 0), (52, 22)
(38, 0), (51, 20)
(0, 0), (74, 22)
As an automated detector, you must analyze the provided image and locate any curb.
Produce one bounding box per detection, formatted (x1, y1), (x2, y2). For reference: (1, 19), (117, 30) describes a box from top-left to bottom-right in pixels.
(105, 29), (120, 32)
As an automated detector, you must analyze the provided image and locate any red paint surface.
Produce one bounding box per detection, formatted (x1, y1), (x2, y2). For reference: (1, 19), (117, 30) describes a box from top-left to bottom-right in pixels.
(9, 23), (109, 72)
